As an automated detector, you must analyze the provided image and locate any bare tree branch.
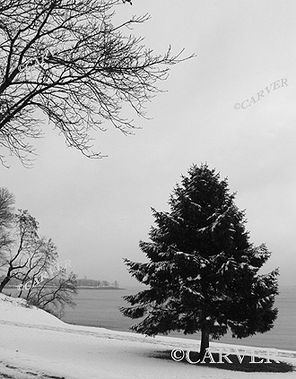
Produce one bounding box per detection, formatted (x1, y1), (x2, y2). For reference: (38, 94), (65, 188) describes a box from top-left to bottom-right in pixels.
(0, 0), (192, 165)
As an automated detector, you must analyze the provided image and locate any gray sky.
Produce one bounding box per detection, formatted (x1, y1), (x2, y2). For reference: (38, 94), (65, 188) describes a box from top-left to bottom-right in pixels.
(2, 0), (296, 286)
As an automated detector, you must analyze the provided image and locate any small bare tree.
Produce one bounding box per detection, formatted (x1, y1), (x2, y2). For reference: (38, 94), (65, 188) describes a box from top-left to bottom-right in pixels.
(0, 188), (14, 257)
(15, 236), (58, 298)
(0, 187), (14, 228)
(26, 269), (77, 317)
(0, 0), (189, 165)
(0, 210), (38, 292)
(0, 206), (77, 317)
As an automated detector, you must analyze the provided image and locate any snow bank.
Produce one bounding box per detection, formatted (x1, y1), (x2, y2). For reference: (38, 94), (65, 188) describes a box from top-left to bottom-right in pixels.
(0, 293), (64, 327)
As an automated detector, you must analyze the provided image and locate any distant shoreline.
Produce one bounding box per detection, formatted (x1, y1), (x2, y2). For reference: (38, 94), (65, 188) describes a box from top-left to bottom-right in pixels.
(77, 286), (125, 290)
(5, 285), (125, 290)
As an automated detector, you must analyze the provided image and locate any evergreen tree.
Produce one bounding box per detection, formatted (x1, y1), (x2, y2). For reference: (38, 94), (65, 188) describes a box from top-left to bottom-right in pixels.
(121, 164), (279, 357)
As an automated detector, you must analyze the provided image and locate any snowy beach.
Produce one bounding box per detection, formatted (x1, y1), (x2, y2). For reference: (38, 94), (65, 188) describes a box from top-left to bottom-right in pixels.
(0, 294), (295, 379)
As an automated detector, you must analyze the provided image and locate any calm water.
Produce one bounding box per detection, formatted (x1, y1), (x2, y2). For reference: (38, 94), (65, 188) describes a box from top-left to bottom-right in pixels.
(62, 286), (296, 351)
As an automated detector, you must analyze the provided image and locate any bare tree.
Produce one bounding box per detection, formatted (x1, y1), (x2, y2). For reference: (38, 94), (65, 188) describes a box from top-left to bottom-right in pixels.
(26, 269), (77, 317)
(0, 187), (14, 228)
(16, 236), (58, 298)
(0, 210), (41, 292)
(0, 188), (15, 284)
(0, 0), (189, 165)
(0, 188), (14, 256)
(0, 207), (77, 317)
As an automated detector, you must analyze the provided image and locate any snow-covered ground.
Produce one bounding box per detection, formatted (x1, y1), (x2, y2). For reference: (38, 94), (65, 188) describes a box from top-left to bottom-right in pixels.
(0, 294), (295, 379)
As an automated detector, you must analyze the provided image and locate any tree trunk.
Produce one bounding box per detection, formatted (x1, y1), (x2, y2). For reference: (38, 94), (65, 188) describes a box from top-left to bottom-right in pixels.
(0, 275), (11, 292)
(200, 327), (209, 358)
(0, 265), (13, 293)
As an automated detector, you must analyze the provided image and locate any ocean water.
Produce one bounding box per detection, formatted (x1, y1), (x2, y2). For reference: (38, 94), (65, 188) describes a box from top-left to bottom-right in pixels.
(62, 285), (296, 351)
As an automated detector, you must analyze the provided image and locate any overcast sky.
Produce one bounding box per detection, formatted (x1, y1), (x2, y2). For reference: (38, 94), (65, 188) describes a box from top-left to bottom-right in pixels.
(2, 0), (296, 287)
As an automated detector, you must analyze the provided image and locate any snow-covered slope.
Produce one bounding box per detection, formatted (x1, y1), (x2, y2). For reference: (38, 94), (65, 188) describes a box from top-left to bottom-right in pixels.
(0, 293), (64, 326)
(0, 294), (295, 379)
